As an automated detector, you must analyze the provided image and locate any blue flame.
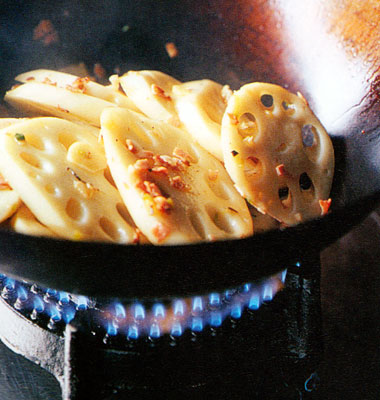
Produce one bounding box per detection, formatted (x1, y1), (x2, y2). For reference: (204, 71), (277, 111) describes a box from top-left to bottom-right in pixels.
(231, 303), (242, 319)
(191, 317), (203, 332)
(192, 296), (203, 313)
(106, 320), (118, 336)
(149, 323), (161, 338)
(209, 293), (220, 307)
(173, 300), (185, 316)
(153, 303), (165, 319)
(76, 296), (89, 310)
(133, 303), (145, 320)
(248, 293), (261, 310)
(4, 278), (16, 290)
(263, 284), (274, 301)
(33, 294), (45, 313)
(58, 291), (70, 305)
(210, 312), (222, 327)
(16, 285), (28, 302)
(62, 306), (76, 324)
(171, 321), (183, 337)
(127, 324), (139, 340)
(48, 303), (62, 322)
(114, 303), (126, 319)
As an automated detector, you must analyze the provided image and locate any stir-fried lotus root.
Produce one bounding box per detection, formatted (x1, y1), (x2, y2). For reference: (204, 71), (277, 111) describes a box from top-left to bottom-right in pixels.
(221, 82), (334, 226)
(101, 107), (253, 245)
(10, 204), (57, 237)
(118, 70), (181, 126)
(172, 79), (229, 160)
(0, 117), (141, 242)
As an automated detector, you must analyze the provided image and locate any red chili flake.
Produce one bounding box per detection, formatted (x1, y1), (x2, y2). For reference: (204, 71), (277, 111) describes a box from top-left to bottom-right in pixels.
(170, 175), (190, 191)
(33, 20), (59, 46)
(275, 164), (288, 177)
(151, 84), (171, 100)
(172, 147), (193, 166)
(227, 113), (239, 125)
(42, 77), (57, 86)
(93, 63), (106, 81)
(151, 166), (169, 176)
(361, 129), (366, 135)
(57, 105), (70, 113)
(132, 228), (142, 244)
(231, 150), (239, 157)
(143, 181), (162, 197)
(247, 155), (259, 164)
(0, 173), (10, 190)
(153, 196), (173, 214)
(319, 198), (332, 215)
(165, 42), (178, 58)
(26, 77), (35, 81)
(125, 139), (137, 153)
(66, 77), (90, 93)
(152, 222), (171, 242)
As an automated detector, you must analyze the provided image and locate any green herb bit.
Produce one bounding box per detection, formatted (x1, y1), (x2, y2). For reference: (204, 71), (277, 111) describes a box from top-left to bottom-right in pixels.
(15, 133), (25, 141)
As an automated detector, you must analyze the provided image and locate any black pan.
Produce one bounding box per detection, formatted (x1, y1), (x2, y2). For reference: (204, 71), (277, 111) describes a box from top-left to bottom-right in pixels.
(0, 0), (379, 300)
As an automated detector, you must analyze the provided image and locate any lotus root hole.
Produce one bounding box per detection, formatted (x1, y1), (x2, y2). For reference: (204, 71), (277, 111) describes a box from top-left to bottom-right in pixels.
(204, 173), (230, 200)
(260, 94), (274, 108)
(45, 184), (59, 196)
(26, 134), (45, 150)
(189, 210), (207, 240)
(99, 217), (122, 241)
(279, 186), (292, 208)
(244, 156), (262, 177)
(65, 198), (85, 221)
(281, 101), (295, 113)
(58, 132), (77, 151)
(299, 172), (313, 191)
(20, 152), (42, 169)
(276, 143), (288, 153)
(302, 125), (316, 148)
(116, 202), (134, 226)
(205, 204), (234, 234)
(104, 167), (117, 188)
(238, 113), (257, 137)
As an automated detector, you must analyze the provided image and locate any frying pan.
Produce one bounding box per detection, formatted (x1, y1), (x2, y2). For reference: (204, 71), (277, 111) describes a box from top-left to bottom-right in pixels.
(0, 0), (379, 300)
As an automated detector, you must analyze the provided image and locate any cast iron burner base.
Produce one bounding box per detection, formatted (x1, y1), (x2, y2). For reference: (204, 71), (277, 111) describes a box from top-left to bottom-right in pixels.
(0, 259), (322, 400)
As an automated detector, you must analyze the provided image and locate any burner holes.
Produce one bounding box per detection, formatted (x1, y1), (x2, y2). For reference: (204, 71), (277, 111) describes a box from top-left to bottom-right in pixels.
(299, 172), (313, 191)
(260, 94), (274, 108)
(20, 152), (42, 169)
(302, 124), (316, 147)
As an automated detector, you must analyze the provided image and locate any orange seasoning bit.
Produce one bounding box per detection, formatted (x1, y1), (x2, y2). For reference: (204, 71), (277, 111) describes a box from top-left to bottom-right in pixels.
(151, 84), (171, 101)
(319, 198), (332, 215)
(172, 147), (193, 166)
(67, 77), (90, 93)
(153, 196), (173, 214)
(33, 20), (59, 46)
(152, 222), (171, 242)
(227, 113), (239, 125)
(0, 173), (10, 190)
(58, 105), (70, 113)
(165, 42), (179, 58)
(275, 164), (288, 177)
(170, 175), (190, 191)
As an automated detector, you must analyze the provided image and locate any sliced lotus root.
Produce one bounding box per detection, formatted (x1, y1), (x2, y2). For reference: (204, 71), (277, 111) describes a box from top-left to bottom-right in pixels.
(172, 79), (230, 160)
(15, 69), (139, 112)
(0, 118), (28, 130)
(118, 70), (181, 126)
(0, 187), (21, 223)
(101, 107), (252, 245)
(221, 82), (334, 225)
(248, 204), (280, 234)
(10, 203), (57, 238)
(4, 82), (123, 128)
(0, 117), (141, 243)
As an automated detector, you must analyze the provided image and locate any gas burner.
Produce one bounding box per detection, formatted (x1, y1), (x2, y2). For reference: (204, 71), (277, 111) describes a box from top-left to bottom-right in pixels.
(0, 269), (286, 343)
(0, 260), (322, 399)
